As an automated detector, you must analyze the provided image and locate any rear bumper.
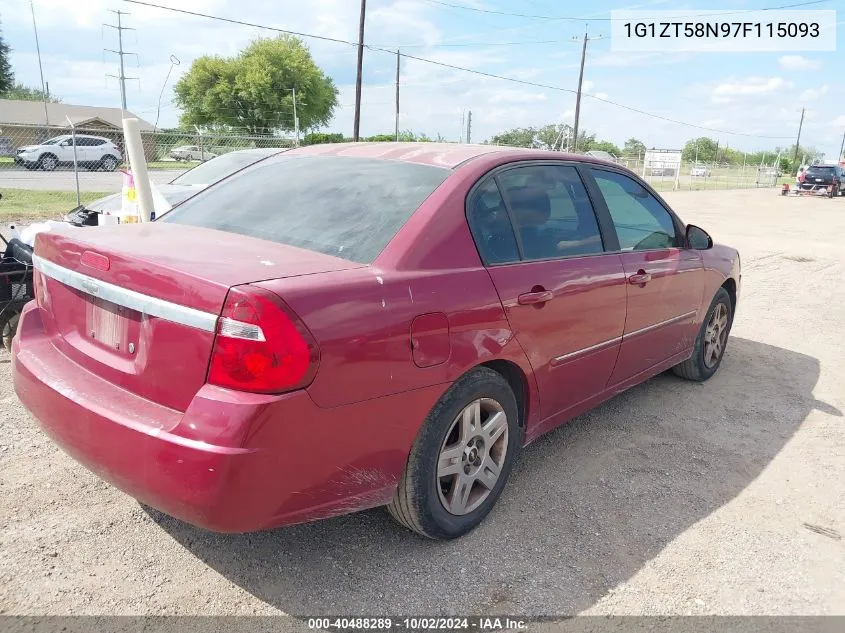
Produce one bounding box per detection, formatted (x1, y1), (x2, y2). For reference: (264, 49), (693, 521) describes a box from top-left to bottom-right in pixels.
(13, 302), (443, 532)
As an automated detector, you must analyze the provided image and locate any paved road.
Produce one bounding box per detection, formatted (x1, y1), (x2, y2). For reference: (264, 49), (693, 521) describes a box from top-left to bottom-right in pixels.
(0, 169), (184, 192)
(1, 190), (843, 617)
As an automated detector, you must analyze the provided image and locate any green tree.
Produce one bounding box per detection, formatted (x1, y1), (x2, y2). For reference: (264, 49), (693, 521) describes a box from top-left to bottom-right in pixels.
(2, 81), (60, 102)
(174, 35), (338, 135)
(304, 132), (345, 145)
(623, 137), (646, 157)
(682, 137), (719, 163)
(0, 21), (12, 94)
(489, 127), (536, 148)
(589, 140), (622, 156)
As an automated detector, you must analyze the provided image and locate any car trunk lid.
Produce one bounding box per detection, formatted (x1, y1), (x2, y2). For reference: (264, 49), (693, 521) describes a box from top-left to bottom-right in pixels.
(33, 223), (360, 411)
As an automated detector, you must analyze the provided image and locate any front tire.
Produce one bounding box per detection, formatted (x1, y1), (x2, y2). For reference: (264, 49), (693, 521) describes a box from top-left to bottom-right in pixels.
(39, 154), (58, 171)
(388, 367), (521, 539)
(672, 287), (733, 382)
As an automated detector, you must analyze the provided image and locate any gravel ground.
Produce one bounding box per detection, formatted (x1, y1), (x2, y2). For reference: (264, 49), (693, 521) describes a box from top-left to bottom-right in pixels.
(0, 188), (843, 616)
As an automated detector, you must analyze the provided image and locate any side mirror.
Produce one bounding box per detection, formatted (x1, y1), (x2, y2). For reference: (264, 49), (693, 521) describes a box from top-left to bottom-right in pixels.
(686, 224), (713, 250)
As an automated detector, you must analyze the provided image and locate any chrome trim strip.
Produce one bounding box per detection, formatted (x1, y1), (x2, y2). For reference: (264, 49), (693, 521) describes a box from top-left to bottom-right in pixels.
(550, 309), (698, 366)
(624, 310), (698, 339)
(33, 254), (218, 333)
(551, 335), (623, 366)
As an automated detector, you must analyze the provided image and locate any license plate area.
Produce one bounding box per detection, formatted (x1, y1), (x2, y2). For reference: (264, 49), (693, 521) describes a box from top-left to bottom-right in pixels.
(86, 296), (133, 352)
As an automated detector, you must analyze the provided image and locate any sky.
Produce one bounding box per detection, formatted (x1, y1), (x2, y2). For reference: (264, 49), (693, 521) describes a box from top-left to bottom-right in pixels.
(2, 0), (844, 157)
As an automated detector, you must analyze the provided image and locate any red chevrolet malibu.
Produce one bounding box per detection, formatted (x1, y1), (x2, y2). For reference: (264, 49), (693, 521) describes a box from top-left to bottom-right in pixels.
(13, 143), (740, 539)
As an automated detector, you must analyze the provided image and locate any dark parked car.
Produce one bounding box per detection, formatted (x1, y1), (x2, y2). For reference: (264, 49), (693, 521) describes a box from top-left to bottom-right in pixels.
(13, 143), (740, 539)
(799, 164), (844, 196)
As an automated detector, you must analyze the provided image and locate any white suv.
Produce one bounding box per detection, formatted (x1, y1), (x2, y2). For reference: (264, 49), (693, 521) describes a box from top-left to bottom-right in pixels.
(14, 135), (123, 172)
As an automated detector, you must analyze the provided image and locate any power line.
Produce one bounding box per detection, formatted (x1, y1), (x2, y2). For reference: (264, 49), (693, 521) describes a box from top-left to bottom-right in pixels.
(121, 0), (796, 140)
(416, 0), (828, 22)
(377, 38), (585, 48)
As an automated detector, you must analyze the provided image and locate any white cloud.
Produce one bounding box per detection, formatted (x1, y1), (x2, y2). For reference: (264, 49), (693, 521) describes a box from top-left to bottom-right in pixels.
(833, 115), (845, 127)
(778, 55), (822, 71)
(711, 77), (791, 103)
(594, 92), (609, 100)
(800, 84), (829, 102)
(488, 91), (548, 104)
(582, 80), (595, 93)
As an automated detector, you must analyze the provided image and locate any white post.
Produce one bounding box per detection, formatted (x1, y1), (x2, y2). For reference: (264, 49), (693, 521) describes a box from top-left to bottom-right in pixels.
(122, 117), (154, 222)
(66, 116), (81, 208)
(292, 87), (299, 147)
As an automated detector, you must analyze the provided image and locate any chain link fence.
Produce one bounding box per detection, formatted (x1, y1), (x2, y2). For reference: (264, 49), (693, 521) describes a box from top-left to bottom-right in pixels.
(0, 123), (292, 223)
(614, 155), (784, 192)
(1, 122), (788, 224)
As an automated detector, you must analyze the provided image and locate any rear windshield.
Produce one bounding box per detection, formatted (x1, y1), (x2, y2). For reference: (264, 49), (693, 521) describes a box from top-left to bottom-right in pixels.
(170, 149), (283, 186)
(159, 155), (450, 263)
(806, 166), (834, 174)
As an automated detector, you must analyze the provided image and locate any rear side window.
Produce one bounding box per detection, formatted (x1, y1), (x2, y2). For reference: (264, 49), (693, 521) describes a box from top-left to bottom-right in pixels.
(160, 156), (450, 263)
(467, 179), (520, 265)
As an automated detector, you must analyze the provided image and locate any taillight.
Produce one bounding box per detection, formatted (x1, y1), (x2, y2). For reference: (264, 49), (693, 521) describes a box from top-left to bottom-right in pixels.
(33, 270), (46, 305)
(207, 285), (319, 394)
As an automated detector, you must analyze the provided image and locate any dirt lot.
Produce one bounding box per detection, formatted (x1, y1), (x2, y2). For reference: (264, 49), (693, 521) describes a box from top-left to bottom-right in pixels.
(1, 189), (843, 616)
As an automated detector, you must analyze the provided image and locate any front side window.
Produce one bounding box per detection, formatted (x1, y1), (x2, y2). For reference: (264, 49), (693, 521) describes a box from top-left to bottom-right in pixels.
(498, 164), (604, 260)
(590, 169), (680, 251)
(160, 156), (450, 264)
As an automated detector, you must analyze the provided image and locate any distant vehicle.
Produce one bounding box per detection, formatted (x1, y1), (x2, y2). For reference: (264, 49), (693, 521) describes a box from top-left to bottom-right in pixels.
(64, 148), (288, 225)
(799, 164), (844, 197)
(170, 145), (218, 162)
(585, 150), (620, 163)
(13, 135), (122, 171)
(690, 165), (711, 177)
(0, 137), (14, 157)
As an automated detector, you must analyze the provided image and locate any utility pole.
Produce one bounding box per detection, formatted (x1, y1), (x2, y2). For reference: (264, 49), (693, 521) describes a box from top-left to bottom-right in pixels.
(104, 10), (137, 111)
(353, 0), (367, 142)
(395, 49), (400, 142)
(793, 107), (805, 164)
(572, 27), (589, 152)
(839, 130), (844, 161)
(29, 0), (50, 127)
(466, 110), (472, 144)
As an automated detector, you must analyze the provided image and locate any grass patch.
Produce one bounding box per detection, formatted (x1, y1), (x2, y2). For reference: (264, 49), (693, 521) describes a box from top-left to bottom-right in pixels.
(0, 156), (194, 171)
(147, 160), (198, 170)
(0, 188), (111, 223)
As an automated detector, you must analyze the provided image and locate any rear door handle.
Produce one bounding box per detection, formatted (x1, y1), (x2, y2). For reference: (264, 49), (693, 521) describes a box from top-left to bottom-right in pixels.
(628, 271), (652, 285)
(518, 290), (554, 305)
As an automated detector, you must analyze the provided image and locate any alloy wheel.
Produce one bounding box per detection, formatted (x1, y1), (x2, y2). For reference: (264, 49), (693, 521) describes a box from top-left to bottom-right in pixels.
(703, 302), (729, 369)
(436, 398), (509, 515)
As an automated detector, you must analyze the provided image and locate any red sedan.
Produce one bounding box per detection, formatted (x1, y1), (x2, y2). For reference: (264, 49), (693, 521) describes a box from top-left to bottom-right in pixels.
(12, 143), (740, 539)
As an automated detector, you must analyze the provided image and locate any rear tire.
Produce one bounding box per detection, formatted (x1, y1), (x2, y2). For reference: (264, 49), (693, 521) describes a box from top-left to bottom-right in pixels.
(672, 287), (733, 382)
(1, 310), (20, 352)
(100, 155), (118, 172)
(387, 367), (521, 539)
(39, 154), (58, 171)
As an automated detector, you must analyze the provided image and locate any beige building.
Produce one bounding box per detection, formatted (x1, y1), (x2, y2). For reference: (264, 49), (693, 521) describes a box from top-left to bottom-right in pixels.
(0, 99), (157, 160)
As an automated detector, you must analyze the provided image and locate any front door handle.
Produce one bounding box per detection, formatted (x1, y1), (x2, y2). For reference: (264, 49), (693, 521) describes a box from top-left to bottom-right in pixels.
(628, 270), (652, 285)
(518, 290), (554, 305)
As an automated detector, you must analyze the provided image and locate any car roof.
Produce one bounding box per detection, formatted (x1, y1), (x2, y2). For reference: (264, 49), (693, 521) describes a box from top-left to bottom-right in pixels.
(286, 142), (621, 170)
(229, 147), (289, 157)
